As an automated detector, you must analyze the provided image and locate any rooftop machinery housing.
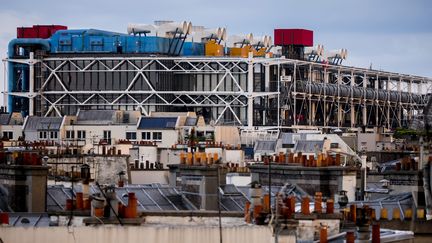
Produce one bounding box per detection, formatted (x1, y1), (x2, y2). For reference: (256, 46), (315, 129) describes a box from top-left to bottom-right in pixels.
(5, 22), (432, 131)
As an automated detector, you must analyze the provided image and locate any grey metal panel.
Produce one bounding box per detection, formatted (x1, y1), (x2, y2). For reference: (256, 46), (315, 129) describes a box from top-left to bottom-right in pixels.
(220, 184), (242, 196)
(47, 186), (73, 209)
(46, 192), (63, 212)
(0, 113), (11, 125)
(144, 188), (176, 209)
(24, 116), (63, 132)
(9, 213), (50, 227)
(294, 140), (324, 153)
(220, 197), (242, 211)
(184, 117), (197, 126)
(254, 140), (277, 153)
(77, 110), (116, 124)
(279, 133), (294, 145)
(44, 184), (243, 213)
(158, 187), (189, 210)
(124, 188), (156, 209)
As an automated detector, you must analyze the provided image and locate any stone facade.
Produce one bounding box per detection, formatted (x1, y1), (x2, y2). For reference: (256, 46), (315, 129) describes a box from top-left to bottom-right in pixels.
(0, 165), (49, 212)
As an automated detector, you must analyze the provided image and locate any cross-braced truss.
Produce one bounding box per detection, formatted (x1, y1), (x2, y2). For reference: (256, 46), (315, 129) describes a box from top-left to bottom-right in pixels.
(5, 54), (432, 131)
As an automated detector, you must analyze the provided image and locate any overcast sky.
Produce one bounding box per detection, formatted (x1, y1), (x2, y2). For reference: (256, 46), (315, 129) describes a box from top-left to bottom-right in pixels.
(1, 0), (431, 100)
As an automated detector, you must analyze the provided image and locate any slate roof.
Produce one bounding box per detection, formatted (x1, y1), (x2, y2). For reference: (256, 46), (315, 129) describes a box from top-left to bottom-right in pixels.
(46, 184), (248, 213)
(76, 110), (117, 125)
(7, 213), (51, 227)
(24, 117), (63, 131)
(254, 140), (277, 154)
(138, 117), (177, 130)
(184, 117), (198, 126)
(294, 140), (324, 153)
(0, 113), (11, 125)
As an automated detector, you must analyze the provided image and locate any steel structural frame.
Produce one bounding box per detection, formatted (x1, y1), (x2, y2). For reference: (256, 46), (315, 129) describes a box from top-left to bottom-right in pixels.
(263, 58), (432, 131)
(5, 54), (432, 131)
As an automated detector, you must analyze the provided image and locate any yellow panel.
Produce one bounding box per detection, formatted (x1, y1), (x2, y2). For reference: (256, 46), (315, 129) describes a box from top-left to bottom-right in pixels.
(229, 47), (249, 58)
(254, 48), (267, 57)
(205, 40), (224, 56)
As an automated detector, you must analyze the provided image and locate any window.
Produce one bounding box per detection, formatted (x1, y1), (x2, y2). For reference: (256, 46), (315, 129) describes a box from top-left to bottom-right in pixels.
(142, 132), (151, 140)
(103, 130), (111, 139)
(103, 130), (111, 144)
(66, 130), (75, 139)
(50, 131), (58, 139)
(39, 131), (47, 139)
(152, 132), (162, 141)
(126, 132), (136, 140)
(2, 131), (13, 140)
(77, 130), (86, 140)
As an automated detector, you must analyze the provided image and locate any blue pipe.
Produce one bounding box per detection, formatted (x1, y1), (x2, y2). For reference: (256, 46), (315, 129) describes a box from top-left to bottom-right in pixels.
(8, 38), (50, 58)
(7, 38), (50, 112)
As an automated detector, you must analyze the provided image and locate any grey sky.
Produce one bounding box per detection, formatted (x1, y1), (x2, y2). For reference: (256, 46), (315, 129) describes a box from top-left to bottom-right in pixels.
(1, 0), (431, 81)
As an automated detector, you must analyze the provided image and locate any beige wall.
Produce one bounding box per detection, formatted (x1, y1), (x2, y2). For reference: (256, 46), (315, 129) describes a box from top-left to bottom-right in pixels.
(130, 170), (169, 184)
(138, 129), (178, 148)
(223, 150), (244, 165)
(63, 124), (137, 145)
(357, 133), (377, 152)
(0, 124), (23, 140)
(215, 126), (240, 145)
(0, 224), (273, 243)
(0, 216), (342, 243)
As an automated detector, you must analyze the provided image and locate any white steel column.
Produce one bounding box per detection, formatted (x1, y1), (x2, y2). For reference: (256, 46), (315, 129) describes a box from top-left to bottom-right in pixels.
(375, 74), (379, 126)
(337, 69), (342, 127)
(323, 68), (328, 127)
(386, 77), (391, 129)
(29, 52), (35, 116)
(293, 63), (297, 126)
(350, 71), (355, 128)
(247, 53), (254, 128)
(264, 60), (270, 126)
(362, 73), (367, 126)
(397, 77), (402, 127)
(277, 62), (280, 128)
(408, 79), (412, 121)
(308, 64), (312, 126)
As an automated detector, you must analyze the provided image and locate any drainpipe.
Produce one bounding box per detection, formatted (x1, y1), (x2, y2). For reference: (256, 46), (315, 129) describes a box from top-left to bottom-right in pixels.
(420, 136), (424, 169)
(423, 161), (432, 220)
(361, 154), (367, 200)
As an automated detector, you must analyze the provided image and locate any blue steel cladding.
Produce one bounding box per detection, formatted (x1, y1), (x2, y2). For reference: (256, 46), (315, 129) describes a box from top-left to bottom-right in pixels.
(7, 29), (205, 113)
(47, 29), (201, 54)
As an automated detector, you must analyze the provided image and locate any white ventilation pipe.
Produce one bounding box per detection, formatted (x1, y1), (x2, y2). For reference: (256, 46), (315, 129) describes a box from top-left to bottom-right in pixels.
(325, 48), (348, 60)
(304, 44), (324, 56)
(227, 33), (254, 47)
(157, 21), (192, 35)
(127, 21), (192, 37)
(251, 35), (272, 48)
(127, 24), (157, 35)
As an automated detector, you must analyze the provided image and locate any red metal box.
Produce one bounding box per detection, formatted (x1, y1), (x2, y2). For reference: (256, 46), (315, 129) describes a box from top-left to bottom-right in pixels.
(274, 29), (313, 46)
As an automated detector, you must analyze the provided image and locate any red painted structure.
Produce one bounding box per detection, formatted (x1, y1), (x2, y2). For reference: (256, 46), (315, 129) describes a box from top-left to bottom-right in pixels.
(17, 25), (67, 39)
(274, 29), (313, 46)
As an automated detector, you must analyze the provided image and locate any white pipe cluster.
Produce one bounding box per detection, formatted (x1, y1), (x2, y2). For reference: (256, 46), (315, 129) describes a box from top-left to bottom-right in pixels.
(191, 27), (227, 42)
(325, 48), (348, 60)
(127, 21), (274, 49)
(304, 44), (324, 57)
(227, 33), (254, 46)
(127, 21), (192, 36)
(251, 35), (273, 48)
